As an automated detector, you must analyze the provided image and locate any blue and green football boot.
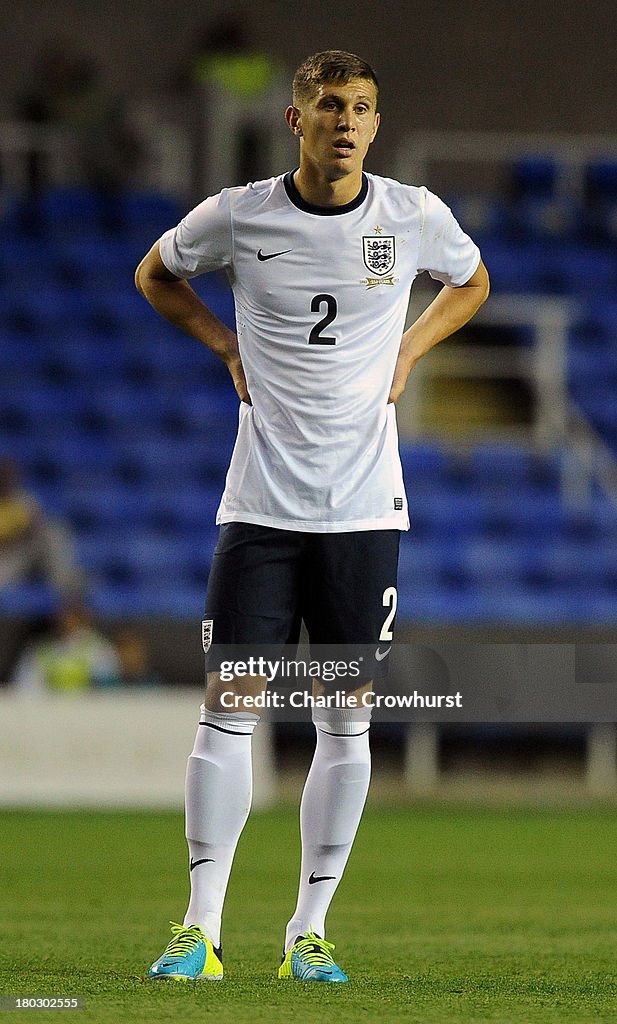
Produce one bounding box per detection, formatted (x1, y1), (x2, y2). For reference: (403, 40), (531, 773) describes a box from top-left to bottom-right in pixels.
(148, 922), (223, 981)
(278, 932), (349, 982)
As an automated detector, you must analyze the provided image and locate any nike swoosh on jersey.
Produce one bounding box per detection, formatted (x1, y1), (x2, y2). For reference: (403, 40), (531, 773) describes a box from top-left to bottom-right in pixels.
(375, 646), (392, 661)
(256, 248), (293, 261)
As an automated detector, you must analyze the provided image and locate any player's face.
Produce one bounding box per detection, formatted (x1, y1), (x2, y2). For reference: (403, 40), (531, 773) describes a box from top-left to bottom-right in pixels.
(289, 78), (380, 180)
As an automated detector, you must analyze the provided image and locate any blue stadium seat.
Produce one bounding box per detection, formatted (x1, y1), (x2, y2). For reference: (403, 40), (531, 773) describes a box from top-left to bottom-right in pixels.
(79, 528), (210, 618)
(568, 345), (616, 387)
(584, 198), (617, 244)
(466, 443), (534, 486)
(192, 274), (236, 331)
(536, 538), (617, 586)
(66, 483), (157, 531)
(586, 161), (617, 200)
(0, 582), (59, 617)
(0, 383), (87, 433)
(513, 196), (581, 242)
(397, 584), (485, 625)
(570, 297), (617, 343)
(38, 187), (104, 229)
(461, 537), (537, 584)
(475, 242), (543, 292)
(444, 194), (510, 241)
(470, 581), (585, 625)
(576, 588), (617, 623)
(410, 491), (488, 537)
(0, 333), (44, 385)
(0, 433), (44, 471)
(90, 582), (206, 619)
(484, 491), (566, 537)
(151, 487), (223, 534)
(119, 191), (183, 230)
(77, 531), (198, 586)
(164, 389), (239, 436)
(578, 389), (617, 436)
(36, 337), (134, 384)
(88, 582), (150, 619)
(117, 435), (224, 484)
(27, 435), (124, 487)
(85, 385), (168, 430)
(145, 334), (239, 388)
(60, 235), (142, 274)
(3, 286), (91, 333)
(543, 246), (617, 295)
(400, 442), (448, 480)
(511, 156), (557, 198)
(398, 536), (466, 589)
(563, 500), (617, 541)
(89, 288), (160, 331)
(0, 236), (56, 272)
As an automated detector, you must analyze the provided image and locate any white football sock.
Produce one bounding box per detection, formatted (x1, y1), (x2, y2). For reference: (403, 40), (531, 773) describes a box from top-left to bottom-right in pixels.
(284, 712), (371, 951)
(183, 704), (258, 947)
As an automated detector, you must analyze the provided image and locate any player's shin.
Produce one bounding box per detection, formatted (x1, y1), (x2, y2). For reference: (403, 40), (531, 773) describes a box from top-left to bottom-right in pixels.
(284, 704), (371, 951)
(183, 704), (259, 947)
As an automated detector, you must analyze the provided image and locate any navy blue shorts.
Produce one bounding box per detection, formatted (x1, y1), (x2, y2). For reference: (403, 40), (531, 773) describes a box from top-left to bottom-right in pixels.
(203, 522), (400, 675)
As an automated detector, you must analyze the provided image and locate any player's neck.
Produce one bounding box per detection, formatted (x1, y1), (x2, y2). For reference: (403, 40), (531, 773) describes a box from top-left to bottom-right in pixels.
(292, 165), (365, 208)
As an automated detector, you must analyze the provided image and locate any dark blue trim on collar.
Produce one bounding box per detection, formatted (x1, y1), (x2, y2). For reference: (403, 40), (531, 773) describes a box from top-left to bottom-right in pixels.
(283, 170), (369, 215)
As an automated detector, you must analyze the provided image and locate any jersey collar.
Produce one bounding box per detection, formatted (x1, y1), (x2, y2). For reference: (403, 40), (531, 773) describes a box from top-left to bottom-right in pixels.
(283, 170), (369, 216)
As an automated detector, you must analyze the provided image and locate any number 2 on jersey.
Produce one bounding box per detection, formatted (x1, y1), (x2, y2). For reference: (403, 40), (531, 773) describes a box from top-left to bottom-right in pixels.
(309, 293), (337, 345)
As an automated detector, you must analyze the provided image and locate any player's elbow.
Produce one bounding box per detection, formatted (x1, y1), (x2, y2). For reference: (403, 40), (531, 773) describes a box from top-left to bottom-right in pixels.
(476, 260), (490, 305)
(134, 257), (150, 297)
(135, 241), (174, 297)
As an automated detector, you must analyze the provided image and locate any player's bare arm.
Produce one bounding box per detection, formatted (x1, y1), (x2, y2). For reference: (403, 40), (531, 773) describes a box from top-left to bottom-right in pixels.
(388, 258), (490, 404)
(135, 243), (250, 404)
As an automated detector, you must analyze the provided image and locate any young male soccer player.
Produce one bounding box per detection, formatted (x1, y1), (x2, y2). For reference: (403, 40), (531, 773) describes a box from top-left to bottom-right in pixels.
(136, 49), (489, 983)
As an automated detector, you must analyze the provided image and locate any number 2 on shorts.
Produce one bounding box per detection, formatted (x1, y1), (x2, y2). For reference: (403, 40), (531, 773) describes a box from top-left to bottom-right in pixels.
(379, 586), (397, 643)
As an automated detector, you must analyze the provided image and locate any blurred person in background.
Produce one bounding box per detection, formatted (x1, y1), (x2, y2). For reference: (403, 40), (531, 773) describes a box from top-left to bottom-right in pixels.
(16, 41), (142, 223)
(136, 49), (489, 985)
(9, 598), (120, 695)
(169, 18), (284, 198)
(0, 458), (81, 595)
(114, 627), (161, 689)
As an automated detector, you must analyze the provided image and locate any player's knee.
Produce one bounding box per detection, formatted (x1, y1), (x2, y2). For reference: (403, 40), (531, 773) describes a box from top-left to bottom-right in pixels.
(312, 704), (372, 736)
(204, 670), (266, 716)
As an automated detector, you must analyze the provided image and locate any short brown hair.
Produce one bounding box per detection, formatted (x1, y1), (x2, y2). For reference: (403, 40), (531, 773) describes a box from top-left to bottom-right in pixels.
(292, 50), (379, 105)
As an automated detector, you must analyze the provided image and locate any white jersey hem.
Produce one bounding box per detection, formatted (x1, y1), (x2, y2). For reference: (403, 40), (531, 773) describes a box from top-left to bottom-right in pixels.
(216, 511), (409, 533)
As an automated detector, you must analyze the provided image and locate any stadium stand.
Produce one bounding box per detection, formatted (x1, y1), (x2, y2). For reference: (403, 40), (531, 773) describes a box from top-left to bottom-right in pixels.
(1, 173), (617, 629)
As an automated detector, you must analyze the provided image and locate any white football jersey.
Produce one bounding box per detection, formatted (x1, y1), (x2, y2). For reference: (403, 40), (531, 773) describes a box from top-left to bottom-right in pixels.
(159, 172), (480, 533)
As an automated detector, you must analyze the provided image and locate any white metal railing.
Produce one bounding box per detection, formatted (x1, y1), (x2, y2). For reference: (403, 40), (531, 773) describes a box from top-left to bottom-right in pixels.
(0, 118), (192, 196)
(394, 124), (617, 508)
(405, 721), (617, 798)
(396, 129), (617, 197)
(0, 121), (76, 189)
(201, 83), (295, 196)
(403, 287), (617, 510)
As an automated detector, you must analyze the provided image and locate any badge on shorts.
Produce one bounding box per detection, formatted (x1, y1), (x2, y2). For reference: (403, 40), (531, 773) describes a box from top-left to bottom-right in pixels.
(202, 619), (213, 653)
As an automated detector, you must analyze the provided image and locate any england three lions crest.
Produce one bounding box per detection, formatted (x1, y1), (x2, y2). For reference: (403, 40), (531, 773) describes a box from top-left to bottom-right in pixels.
(363, 235), (396, 277)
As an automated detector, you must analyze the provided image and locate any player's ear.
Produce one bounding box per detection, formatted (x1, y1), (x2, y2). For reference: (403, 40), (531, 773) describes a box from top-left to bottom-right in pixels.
(285, 105), (302, 136)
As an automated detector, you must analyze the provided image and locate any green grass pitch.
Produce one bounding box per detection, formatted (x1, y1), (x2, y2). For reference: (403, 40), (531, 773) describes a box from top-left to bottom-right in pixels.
(1, 803), (616, 1023)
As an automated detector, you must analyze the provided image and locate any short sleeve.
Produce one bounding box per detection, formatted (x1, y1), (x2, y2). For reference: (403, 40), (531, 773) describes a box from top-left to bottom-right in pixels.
(158, 189), (232, 279)
(417, 188), (481, 287)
